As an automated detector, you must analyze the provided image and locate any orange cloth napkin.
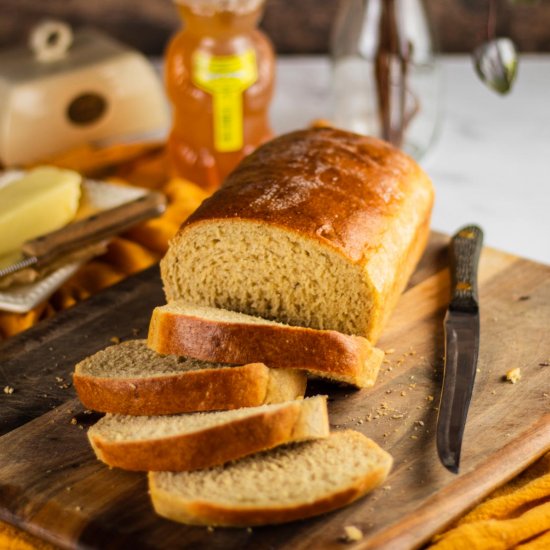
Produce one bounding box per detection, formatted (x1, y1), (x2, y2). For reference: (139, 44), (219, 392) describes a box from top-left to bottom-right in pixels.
(1, 143), (550, 549)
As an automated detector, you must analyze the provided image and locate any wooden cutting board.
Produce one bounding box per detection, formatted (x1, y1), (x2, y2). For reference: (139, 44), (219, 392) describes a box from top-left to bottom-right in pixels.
(1, 232), (550, 550)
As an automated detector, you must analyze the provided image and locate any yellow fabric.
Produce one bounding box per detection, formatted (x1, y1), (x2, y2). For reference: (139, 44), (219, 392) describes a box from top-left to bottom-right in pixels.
(429, 452), (550, 549)
(1, 142), (550, 548)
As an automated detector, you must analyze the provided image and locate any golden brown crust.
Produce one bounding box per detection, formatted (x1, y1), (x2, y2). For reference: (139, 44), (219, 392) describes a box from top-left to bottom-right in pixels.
(147, 309), (383, 388)
(163, 127), (434, 341)
(73, 363), (276, 415)
(89, 403), (316, 472)
(148, 433), (393, 526)
(369, 207), (432, 341)
(181, 127), (427, 263)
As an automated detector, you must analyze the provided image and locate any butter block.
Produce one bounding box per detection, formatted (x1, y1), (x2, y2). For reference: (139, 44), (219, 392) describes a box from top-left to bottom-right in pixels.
(0, 166), (82, 256)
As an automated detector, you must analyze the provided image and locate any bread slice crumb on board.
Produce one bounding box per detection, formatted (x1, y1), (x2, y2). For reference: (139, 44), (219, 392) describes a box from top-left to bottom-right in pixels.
(88, 396), (329, 472)
(149, 430), (392, 527)
(73, 340), (306, 415)
(147, 303), (384, 388)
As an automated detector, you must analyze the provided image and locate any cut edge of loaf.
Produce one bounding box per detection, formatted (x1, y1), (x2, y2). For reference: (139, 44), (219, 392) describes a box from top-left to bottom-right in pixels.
(148, 430), (393, 527)
(161, 218), (376, 338)
(73, 340), (307, 415)
(147, 302), (384, 389)
(88, 395), (329, 472)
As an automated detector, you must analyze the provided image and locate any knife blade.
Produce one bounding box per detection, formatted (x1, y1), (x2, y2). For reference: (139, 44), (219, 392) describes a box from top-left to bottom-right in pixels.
(437, 225), (484, 474)
(0, 190), (166, 280)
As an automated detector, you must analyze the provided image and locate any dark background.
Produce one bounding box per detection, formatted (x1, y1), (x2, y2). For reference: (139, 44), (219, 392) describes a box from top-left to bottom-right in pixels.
(1, 0), (550, 55)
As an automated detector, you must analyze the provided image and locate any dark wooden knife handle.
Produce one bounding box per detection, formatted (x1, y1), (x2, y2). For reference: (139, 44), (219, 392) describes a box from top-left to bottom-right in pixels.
(22, 192), (166, 261)
(449, 225), (484, 312)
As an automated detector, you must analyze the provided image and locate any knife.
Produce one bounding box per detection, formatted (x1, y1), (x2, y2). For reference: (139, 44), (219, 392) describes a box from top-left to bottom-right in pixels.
(0, 190), (166, 280)
(436, 225), (484, 474)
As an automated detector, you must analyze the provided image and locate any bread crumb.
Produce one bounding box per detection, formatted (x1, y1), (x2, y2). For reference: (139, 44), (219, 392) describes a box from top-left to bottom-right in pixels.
(110, 336), (121, 344)
(505, 368), (521, 384)
(410, 435), (418, 440)
(426, 395), (434, 402)
(385, 389), (392, 394)
(3, 386), (14, 394)
(476, 368), (481, 373)
(70, 418), (77, 425)
(341, 525), (363, 543)
(55, 376), (64, 383)
(385, 348), (395, 355)
(415, 420), (425, 427)
(75, 505), (82, 512)
(246, 527), (253, 533)
(400, 391), (406, 396)
(206, 526), (214, 532)
(391, 414), (404, 419)
(491, 390), (497, 395)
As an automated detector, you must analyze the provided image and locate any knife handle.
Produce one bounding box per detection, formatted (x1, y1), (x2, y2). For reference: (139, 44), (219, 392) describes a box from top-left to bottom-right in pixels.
(22, 191), (166, 261)
(449, 225), (484, 312)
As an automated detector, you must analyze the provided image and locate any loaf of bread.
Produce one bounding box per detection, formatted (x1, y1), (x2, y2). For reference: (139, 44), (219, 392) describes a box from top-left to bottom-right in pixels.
(73, 340), (306, 415)
(161, 127), (434, 342)
(149, 430), (392, 526)
(147, 302), (384, 388)
(88, 396), (329, 472)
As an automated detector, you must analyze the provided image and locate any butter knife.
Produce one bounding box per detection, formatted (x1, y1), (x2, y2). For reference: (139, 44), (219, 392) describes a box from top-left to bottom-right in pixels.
(0, 191), (166, 280)
(436, 225), (484, 474)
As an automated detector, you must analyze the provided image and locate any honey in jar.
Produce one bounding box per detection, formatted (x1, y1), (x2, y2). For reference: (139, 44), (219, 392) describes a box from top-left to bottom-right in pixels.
(165, 0), (275, 191)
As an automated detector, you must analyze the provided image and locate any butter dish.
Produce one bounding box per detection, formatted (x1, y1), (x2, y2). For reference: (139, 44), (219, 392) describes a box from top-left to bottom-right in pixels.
(0, 22), (168, 166)
(0, 171), (166, 312)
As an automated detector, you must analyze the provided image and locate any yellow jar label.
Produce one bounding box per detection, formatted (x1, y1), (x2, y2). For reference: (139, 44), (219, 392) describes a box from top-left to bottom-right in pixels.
(192, 49), (258, 152)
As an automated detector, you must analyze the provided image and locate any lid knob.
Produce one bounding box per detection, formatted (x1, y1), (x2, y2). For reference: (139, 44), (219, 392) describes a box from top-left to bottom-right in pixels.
(29, 20), (74, 62)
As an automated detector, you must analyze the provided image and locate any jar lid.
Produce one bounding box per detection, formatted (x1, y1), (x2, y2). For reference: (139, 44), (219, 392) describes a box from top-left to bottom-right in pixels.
(174, 0), (264, 16)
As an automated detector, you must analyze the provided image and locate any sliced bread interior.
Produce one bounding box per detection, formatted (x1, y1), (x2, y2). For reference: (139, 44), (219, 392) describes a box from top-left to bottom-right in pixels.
(74, 340), (306, 415)
(149, 429), (393, 527)
(148, 302), (384, 388)
(88, 395), (329, 472)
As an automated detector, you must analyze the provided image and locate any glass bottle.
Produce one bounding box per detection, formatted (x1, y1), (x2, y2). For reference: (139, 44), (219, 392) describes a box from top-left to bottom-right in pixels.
(165, 0), (275, 191)
(331, 0), (441, 160)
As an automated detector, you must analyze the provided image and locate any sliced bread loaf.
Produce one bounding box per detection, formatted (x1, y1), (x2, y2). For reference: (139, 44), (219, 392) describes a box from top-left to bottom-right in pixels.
(149, 429), (392, 526)
(160, 127), (433, 342)
(73, 340), (306, 415)
(147, 302), (384, 388)
(88, 396), (329, 472)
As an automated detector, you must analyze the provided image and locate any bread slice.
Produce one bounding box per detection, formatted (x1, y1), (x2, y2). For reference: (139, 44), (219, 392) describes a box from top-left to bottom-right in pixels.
(88, 396), (329, 472)
(161, 128), (433, 342)
(147, 303), (384, 388)
(149, 430), (393, 527)
(73, 340), (306, 415)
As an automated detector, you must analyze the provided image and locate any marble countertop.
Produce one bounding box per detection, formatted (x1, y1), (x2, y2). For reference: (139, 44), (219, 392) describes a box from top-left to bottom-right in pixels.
(272, 55), (550, 265)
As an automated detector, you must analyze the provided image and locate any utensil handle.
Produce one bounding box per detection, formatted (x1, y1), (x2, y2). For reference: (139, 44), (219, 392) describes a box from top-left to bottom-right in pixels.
(449, 225), (484, 312)
(22, 192), (166, 260)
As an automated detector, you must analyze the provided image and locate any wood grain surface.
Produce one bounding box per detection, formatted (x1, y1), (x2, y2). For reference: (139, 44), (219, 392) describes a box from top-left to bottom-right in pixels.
(2, 0), (550, 55)
(0, 233), (550, 550)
